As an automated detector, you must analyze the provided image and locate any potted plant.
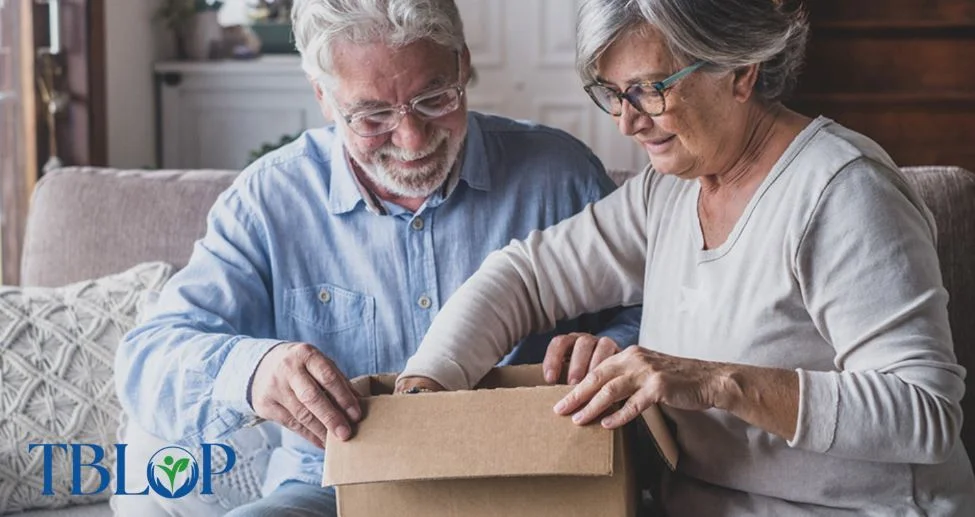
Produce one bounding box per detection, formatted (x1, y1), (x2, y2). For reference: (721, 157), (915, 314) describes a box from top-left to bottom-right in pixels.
(157, 0), (224, 60)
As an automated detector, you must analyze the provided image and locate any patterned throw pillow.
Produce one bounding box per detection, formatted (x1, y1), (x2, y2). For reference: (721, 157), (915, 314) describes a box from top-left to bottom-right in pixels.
(0, 262), (174, 514)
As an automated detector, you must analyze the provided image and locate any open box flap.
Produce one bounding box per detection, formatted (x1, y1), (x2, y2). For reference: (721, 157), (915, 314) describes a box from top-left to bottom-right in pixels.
(323, 384), (614, 487)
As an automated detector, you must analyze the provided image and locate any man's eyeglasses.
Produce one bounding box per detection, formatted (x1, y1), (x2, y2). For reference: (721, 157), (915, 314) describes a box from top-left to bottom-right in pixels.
(341, 85), (465, 137)
(332, 54), (465, 138)
(584, 61), (705, 117)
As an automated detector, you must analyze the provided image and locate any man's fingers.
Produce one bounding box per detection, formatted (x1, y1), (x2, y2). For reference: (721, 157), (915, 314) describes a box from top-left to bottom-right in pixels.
(305, 354), (362, 422)
(265, 402), (325, 449)
(589, 337), (620, 371)
(567, 335), (598, 384)
(569, 376), (636, 426)
(289, 373), (352, 442)
(543, 334), (578, 384)
(281, 383), (333, 443)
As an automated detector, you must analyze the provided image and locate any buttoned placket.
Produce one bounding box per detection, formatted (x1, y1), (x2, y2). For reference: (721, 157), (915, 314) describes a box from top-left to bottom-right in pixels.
(405, 208), (438, 343)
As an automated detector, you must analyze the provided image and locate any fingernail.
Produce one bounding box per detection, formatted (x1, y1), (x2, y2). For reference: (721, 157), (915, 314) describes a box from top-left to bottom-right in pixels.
(336, 426), (351, 441)
(347, 406), (361, 421)
(568, 376), (579, 385)
(553, 399), (566, 413)
(572, 412), (584, 423)
(544, 369), (554, 383)
(601, 417), (612, 428)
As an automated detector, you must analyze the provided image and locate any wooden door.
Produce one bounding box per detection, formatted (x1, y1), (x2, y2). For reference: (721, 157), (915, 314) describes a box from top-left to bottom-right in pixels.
(0, 0), (37, 285)
(791, 0), (975, 170)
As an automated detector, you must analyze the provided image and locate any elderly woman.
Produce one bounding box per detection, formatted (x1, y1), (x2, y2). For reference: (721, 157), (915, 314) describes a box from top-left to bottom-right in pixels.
(397, 0), (975, 514)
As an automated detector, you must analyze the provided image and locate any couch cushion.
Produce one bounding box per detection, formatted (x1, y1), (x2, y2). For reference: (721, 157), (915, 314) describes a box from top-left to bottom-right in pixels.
(0, 262), (174, 514)
(20, 168), (237, 288)
(899, 166), (975, 460)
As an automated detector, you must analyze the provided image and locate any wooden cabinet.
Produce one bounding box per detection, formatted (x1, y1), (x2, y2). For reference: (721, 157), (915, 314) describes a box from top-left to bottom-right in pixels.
(790, 0), (975, 170)
(156, 56), (323, 170)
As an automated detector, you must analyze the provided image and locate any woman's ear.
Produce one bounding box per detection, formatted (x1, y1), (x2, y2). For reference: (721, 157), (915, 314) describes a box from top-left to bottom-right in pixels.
(732, 64), (761, 103)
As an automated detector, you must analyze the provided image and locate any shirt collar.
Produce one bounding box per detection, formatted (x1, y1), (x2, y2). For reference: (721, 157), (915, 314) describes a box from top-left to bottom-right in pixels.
(324, 112), (491, 215)
(326, 129), (364, 215)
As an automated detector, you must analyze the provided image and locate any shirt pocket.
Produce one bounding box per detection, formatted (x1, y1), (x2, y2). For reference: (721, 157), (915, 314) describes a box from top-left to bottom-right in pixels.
(283, 283), (378, 378)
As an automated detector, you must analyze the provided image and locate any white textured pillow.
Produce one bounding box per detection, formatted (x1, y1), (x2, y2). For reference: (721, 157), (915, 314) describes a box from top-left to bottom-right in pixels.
(0, 262), (174, 514)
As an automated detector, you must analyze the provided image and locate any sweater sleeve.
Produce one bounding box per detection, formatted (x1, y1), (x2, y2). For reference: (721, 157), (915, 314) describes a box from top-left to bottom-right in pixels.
(400, 168), (654, 390)
(788, 158), (966, 464)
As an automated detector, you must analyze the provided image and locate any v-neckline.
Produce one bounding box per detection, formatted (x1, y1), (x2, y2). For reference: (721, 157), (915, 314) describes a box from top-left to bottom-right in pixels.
(691, 116), (830, 263)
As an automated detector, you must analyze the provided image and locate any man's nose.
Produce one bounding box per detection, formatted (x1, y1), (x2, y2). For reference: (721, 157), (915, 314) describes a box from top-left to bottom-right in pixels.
(393, 112), (430, 152)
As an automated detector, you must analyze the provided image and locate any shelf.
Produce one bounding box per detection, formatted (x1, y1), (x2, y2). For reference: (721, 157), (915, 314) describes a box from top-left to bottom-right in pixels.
(154, 55), (303, 75)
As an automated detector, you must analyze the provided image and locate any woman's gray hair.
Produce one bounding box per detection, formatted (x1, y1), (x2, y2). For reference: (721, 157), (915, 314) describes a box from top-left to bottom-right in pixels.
(292, 0), (465, 84)
(577, 0), (809, 102)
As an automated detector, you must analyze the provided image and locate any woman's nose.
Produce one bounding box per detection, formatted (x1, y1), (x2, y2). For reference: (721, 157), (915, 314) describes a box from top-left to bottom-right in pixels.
(616, 101), (649, 137)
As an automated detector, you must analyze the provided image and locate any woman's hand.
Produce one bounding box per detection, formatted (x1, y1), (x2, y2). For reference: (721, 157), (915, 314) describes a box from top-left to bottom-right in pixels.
(543, 333), (622, 385)
(553, 346), (799, 440)
(394, 376), (446, 394)
(554, 346), (729, 429)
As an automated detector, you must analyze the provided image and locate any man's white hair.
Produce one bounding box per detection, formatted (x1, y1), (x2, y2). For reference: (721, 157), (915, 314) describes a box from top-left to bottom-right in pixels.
(292, 0), (466, 84)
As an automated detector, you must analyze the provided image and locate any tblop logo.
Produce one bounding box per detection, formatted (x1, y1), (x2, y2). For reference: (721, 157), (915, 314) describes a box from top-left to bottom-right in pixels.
(28, 443), (235, 498)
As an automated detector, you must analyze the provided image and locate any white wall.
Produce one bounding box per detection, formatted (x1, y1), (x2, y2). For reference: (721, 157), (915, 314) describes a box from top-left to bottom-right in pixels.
(104, 0), (170, 168)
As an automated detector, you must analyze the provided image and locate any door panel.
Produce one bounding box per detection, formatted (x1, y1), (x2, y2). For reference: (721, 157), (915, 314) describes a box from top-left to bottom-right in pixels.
(458, 0), (648, 173)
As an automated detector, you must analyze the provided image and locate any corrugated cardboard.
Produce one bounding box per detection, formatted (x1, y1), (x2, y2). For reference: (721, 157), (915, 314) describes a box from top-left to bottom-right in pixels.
(323, 364), (678, 517)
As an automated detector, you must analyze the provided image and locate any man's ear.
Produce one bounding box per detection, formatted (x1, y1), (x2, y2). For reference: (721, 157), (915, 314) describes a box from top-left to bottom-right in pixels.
(732, 63), (760, 103)
(310, 79), (334, 119)
(460, 44), (473, 85)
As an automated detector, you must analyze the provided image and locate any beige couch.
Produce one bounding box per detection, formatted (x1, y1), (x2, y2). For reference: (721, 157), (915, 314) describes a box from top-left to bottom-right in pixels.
(4, 165), (974, 516)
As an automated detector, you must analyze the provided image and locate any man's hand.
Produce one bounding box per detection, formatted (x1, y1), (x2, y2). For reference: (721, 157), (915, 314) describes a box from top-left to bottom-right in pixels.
(543, 333), (621, 385)
(250, 342), (362, 449)
(394, 376), (446, 394)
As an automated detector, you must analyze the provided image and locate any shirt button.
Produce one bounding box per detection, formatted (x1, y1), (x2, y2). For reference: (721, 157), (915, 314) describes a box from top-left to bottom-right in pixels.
(417, 295), (432, 309)
(411, 217), (424, 231)
(318, 289), (331, 303)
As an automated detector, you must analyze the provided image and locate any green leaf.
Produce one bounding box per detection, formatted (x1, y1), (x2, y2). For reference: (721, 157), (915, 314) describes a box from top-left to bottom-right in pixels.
(174, 458), (190, 474)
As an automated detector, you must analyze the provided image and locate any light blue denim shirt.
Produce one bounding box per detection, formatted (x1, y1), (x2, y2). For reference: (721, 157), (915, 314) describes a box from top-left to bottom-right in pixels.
(116, 112), (640, 495)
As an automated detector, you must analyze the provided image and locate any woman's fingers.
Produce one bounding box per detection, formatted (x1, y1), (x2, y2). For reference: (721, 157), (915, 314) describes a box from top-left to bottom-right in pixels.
(590, 337), (621, 371)
(554, 357), (618, 416)
(553, 346), (654, 428)
(600, 387), (653, 429)
(544, 333), (622, 385)
(568, 376), (637, 426)
(543, 333), (579, 383)
(567, 334), (599, 384)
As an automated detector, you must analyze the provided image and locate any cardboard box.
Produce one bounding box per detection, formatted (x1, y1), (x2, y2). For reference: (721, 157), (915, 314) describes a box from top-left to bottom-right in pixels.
(322, 365), (678, 517)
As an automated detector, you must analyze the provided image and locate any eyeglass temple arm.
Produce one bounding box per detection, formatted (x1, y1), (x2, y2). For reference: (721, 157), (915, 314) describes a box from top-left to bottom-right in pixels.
(658, 61), (706, 89)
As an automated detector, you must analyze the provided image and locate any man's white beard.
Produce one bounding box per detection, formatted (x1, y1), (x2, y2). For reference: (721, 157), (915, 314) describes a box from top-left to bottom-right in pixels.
(360, 127), (462, 198)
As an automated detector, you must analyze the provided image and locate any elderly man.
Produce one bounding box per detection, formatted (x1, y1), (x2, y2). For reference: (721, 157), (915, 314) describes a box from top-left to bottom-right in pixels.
(114, 0), (639, 515)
